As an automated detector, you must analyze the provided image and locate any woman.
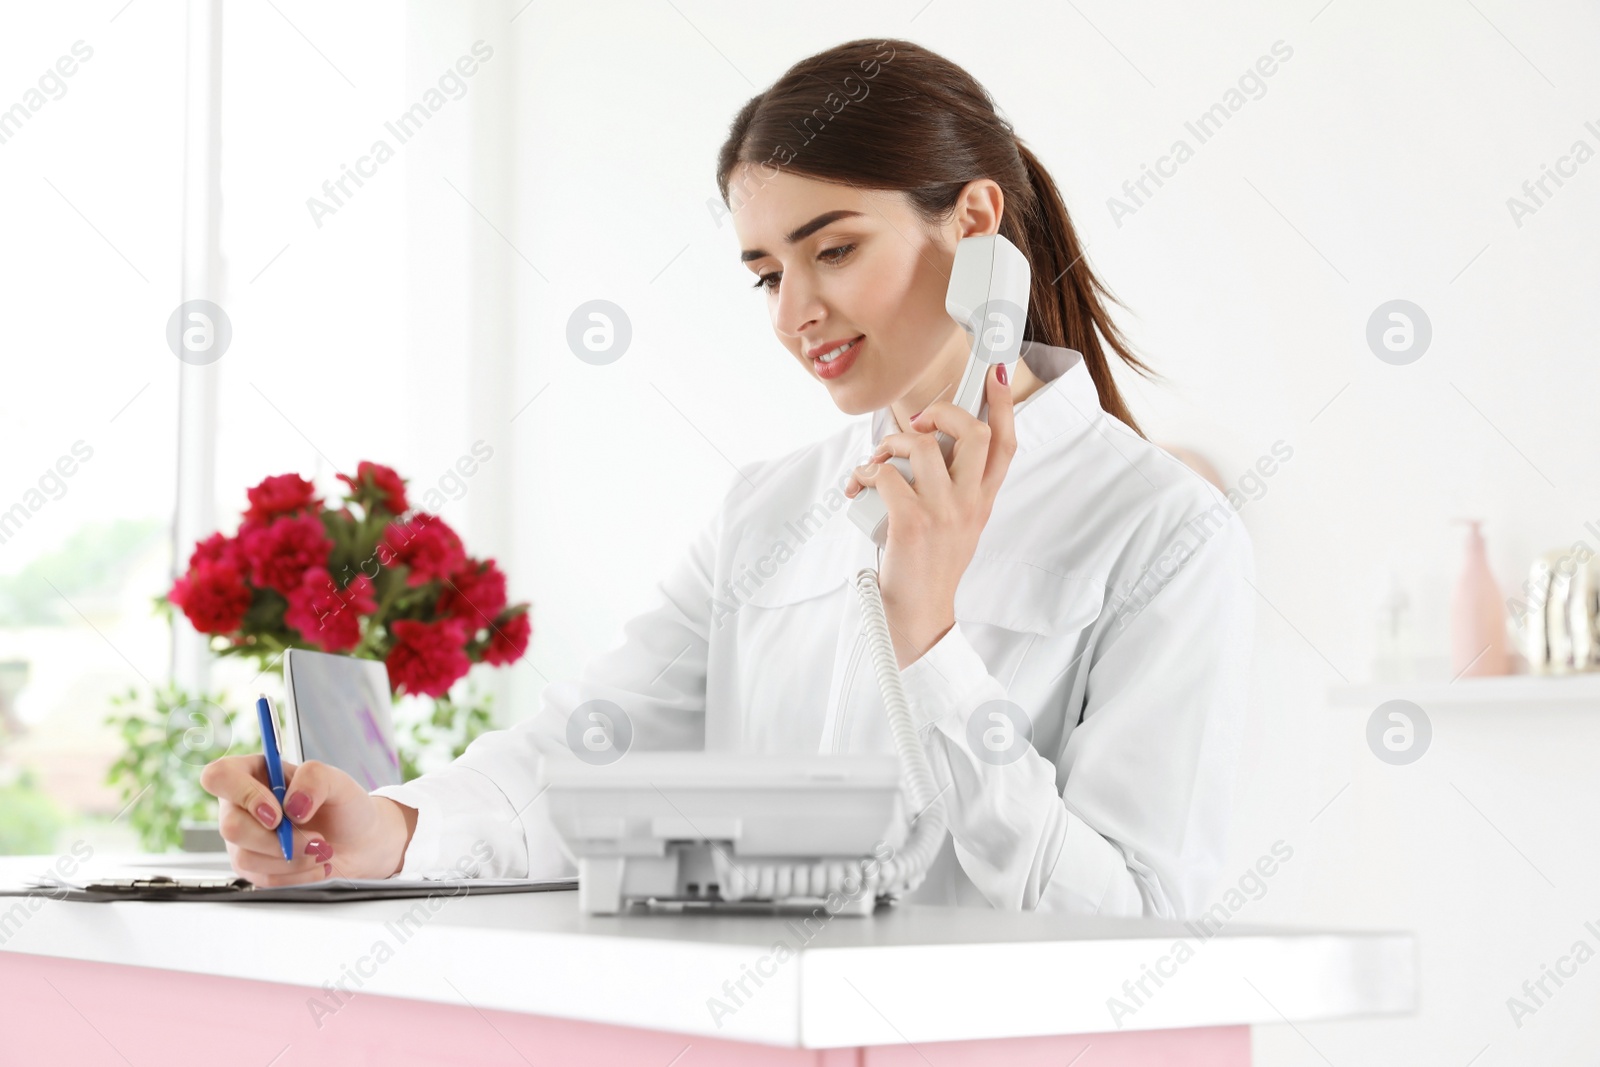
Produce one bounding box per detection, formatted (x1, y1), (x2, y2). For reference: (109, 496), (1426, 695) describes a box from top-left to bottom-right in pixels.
(201, 38), (1254, 918)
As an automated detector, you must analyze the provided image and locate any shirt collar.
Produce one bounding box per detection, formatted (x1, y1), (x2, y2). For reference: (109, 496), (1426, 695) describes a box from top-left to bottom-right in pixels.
(867, 340), (1103, 455)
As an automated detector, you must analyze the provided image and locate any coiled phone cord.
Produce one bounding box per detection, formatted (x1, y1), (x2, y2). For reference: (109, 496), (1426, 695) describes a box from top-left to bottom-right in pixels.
(711, 567), (949, 904)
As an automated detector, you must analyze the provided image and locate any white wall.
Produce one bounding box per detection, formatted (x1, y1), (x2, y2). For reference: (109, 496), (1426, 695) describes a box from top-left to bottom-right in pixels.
(504, 2), (1600, 1063)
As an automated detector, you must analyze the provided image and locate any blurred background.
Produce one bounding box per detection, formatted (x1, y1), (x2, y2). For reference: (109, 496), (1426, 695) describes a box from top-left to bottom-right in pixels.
(2, 0), (1597, 1062)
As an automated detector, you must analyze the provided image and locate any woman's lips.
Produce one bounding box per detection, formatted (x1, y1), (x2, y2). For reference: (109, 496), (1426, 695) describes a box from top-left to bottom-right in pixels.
(813, 335), (863, 381)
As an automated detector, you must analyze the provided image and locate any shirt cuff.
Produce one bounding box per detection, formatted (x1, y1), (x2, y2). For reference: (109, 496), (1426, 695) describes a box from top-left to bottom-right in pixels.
(896, 621), (1001, 735)
(370, 766), (530, 880)
(1038, 808), (1148, 916)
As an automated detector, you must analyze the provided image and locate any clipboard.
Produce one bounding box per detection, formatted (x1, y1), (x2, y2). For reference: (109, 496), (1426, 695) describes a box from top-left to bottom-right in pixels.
(0, 873), (577, 904)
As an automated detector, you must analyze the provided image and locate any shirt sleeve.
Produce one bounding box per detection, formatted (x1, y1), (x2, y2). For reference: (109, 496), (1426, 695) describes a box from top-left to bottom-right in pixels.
(370, 471), (740, 880)
(895, 497), (1255, 918)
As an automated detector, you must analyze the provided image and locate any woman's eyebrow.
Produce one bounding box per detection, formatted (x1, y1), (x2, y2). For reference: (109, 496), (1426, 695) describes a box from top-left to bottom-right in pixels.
(740, 209), (865, 262)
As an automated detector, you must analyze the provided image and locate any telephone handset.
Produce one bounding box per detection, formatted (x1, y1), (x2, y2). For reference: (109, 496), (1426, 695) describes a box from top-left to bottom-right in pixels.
(847, 232), (1034, 547)
(544, 238), (1033, 917)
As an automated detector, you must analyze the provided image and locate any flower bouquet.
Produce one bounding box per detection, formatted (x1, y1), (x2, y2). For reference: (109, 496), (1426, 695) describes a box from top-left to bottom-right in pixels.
(165, 461), (531, 696)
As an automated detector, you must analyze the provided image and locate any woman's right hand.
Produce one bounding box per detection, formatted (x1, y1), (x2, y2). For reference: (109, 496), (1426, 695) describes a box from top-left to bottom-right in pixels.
(199, 755), (416, 886)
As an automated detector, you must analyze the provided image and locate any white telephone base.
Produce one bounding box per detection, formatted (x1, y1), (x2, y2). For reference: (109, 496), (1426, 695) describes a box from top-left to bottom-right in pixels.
(546, 753), (906, 916)
(575, 847), (879, 917)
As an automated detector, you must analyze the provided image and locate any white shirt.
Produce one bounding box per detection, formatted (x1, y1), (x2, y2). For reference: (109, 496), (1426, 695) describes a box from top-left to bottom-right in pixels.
(374, 341), (1256, 918)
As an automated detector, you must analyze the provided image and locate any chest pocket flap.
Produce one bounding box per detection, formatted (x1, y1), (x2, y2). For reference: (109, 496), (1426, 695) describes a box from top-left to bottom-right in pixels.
(955, 554), (1104, 636)
(734, 532), (867, 609)
(739, 536), (1101, 637)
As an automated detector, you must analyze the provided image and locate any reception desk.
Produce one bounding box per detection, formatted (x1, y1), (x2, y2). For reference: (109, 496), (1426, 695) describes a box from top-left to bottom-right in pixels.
(0, 855), (1414, 1066)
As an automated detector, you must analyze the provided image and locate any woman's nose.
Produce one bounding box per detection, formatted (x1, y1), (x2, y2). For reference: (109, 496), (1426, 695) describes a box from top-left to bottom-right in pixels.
(774, 274), (825, 338)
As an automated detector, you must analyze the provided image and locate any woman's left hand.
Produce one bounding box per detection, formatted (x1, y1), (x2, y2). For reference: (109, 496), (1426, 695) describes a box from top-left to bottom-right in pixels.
(845, 363), (1017, 668)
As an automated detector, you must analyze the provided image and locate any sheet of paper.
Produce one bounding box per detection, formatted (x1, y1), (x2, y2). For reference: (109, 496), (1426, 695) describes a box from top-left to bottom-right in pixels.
(23, 872), (571, 891)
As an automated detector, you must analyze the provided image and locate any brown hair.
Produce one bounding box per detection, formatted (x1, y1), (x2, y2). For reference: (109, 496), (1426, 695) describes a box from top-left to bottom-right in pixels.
(717, 38), (1156, 436)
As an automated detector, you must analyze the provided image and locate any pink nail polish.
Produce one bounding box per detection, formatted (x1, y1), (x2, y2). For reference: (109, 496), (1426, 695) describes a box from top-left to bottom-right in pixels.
(284, 792), (311, 821)
(996, 363), (1009, 385)
(305, 839), (333, 862)
(324, 863), (332, 877)
(255, 802), (277, 827)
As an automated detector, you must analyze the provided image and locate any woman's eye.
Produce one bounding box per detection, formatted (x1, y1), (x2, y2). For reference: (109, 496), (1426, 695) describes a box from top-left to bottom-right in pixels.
(749, 244), (857, 293)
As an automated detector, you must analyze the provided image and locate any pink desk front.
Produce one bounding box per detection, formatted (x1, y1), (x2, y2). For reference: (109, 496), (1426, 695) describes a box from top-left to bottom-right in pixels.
(3, 951), (1252, 1065)
(0, 860), (1413, 1066)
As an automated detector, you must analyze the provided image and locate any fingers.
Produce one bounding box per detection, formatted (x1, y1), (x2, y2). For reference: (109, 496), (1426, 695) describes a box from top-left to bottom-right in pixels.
(902, 432), (949, 496)
(218, 795), (292, 858)
(844, 360), (1018, 523)
(844, 446), (897, 497)
(231, 843), (335, 887)
(204, 754), (347, 888)
(978, 362), (1018, 497)
(908, 390), (993, 492)
(850, 433), (949, 503)
(281, 759), (335, 827)
(223, 821), (336, 886)
(848, 454), (919, 519)
(203, 753), (330, 863)
(217, 791), (332, 859)
(200, 753), (288, 831)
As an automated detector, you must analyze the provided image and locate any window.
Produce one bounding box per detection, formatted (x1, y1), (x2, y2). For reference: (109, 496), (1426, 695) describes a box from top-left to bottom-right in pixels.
(0, 3), (504, 854)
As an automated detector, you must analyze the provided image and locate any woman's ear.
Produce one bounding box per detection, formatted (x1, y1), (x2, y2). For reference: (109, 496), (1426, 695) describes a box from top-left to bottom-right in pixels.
(952, 178), (1005, 240)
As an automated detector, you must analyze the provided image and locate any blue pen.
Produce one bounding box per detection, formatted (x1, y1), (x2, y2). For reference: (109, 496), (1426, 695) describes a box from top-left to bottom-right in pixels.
(256, 694), (296, 862)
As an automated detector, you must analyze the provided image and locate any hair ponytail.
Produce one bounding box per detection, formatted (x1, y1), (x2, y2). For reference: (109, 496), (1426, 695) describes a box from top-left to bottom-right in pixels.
(1011, 138), (1156, 436)
(717, 38), (1158, 437)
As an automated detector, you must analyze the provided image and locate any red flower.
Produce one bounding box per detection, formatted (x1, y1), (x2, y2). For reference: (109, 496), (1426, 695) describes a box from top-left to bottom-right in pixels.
(386, 618), (472, 697)
(238, 513), (333, 594)
(187, 531), (239, 570)
(242, 473), (321, 528)
(338, 461), (409, 516)
(285, 566), (376, 653)
(380, 513), (466, 588)
(437, 558), (508, 623)
(484, 610), (531, 666)
(169, 560), (253, 635)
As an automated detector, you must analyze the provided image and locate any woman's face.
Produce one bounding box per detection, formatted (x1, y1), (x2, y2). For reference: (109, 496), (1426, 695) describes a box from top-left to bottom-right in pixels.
(730, 167), (991, 418)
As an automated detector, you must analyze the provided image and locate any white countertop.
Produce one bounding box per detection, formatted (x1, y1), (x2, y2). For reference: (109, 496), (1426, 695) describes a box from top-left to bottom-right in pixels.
(0, 854), (1416, 1049)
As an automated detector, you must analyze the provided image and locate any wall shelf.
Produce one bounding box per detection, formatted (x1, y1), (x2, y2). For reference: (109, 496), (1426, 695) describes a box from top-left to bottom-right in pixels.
(1329, 673), (1600, 711)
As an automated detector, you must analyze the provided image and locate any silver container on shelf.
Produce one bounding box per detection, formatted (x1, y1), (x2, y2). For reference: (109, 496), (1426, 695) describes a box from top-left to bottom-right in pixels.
(1525, 550), (1600, 674)
(1569, 555), (1600, 672)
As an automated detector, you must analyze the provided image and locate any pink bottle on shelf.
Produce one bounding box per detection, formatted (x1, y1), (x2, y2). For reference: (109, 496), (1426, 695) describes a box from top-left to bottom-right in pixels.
(1451, 519), (1511, 677)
